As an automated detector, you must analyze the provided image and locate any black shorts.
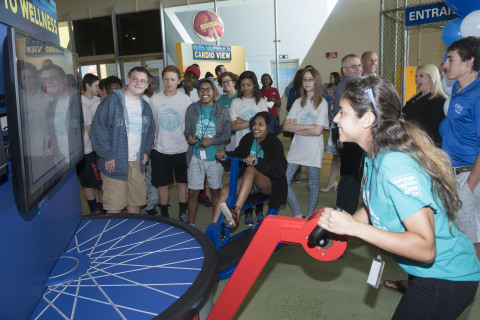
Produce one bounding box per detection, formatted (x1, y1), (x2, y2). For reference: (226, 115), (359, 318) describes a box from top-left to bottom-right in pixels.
(150, 150), (188, 187)
(76, 151), (102, 188)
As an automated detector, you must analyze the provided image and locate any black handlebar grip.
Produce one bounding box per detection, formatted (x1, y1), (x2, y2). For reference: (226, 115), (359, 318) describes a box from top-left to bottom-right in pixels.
(307, 206), (343, 247)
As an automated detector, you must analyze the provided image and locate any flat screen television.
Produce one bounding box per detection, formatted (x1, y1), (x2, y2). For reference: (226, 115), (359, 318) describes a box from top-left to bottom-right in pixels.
(5, 27), (83, 213)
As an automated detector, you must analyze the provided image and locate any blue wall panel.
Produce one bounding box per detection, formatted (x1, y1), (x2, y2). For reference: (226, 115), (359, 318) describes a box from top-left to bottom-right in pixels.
(0, 22), (83, 320)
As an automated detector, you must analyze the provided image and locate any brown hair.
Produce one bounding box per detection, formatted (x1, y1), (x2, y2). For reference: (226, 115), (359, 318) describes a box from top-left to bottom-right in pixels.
(342, 76), (461, 225)
(162, 65), (181, 79)
(217, 71), (239, 85)
(300, 68), (324, 109)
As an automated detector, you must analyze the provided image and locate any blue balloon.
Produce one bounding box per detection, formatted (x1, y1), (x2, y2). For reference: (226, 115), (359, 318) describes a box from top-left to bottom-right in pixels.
(441, 18), (463, 46)
(445, 0), (480, 18)
(439, 118), (446, 138)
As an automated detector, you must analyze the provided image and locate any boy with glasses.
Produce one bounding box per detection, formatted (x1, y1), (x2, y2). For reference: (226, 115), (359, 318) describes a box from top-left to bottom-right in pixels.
(91, 67), (155, 214)
(185, 78), (231, 226)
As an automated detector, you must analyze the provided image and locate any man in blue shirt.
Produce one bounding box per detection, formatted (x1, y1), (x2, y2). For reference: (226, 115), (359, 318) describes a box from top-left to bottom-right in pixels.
(442, 36), (480, 261)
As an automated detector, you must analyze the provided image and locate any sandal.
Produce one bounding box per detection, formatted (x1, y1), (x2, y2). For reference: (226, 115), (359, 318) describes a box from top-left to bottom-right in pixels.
(383, 280), (408, 294)
(320, 182), (338, 193)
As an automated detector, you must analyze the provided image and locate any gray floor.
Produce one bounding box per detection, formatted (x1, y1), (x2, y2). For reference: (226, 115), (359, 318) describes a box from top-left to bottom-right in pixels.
(79, 134), (480, 319)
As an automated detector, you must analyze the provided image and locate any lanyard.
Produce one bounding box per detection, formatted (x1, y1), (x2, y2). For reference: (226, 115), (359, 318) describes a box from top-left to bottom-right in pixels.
(200, 107), (213, 138)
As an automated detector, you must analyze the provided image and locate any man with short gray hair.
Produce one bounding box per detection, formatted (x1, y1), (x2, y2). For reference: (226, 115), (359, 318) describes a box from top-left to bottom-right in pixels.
(334, 54), (364, 215)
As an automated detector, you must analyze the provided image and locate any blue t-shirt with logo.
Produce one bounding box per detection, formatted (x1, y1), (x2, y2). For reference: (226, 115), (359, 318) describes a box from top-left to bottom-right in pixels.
(249, 138), (264, 158)
(194, 105), (217, 161)
(363, 151), (480, 281)
(218, 91), (238, 110)
(442, 74), (480, 167)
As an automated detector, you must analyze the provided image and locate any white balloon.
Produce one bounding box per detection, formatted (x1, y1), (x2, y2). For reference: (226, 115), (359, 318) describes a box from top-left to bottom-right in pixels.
(441, 75), (455, 97)
(444, 97), (450, 116)
(461, 10), (480, 37)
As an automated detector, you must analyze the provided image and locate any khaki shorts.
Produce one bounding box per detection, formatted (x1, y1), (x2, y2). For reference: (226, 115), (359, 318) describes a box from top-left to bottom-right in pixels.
(455, 171), (480, 244)
(101, 161), (147, 210)
(188, 156), (224, 190)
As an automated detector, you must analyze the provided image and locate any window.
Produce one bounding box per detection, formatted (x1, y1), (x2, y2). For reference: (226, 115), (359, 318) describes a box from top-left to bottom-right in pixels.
(116, 10), (163, 56)
(73, 16), (114, 57)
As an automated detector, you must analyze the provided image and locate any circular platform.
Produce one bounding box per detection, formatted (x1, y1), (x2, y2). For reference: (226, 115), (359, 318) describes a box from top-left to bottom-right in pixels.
(31, 214), (219, 320)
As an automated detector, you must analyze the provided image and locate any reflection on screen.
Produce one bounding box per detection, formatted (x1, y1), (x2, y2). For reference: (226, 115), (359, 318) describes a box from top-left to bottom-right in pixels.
(15, 34), (83, 209)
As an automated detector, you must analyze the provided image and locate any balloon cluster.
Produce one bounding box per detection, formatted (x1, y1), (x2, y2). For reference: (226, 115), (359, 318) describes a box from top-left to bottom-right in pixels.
(438, 1), (480, 137)
(441, 1), (480, 48)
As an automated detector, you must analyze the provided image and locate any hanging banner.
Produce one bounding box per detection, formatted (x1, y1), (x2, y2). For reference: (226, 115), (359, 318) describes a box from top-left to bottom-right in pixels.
(1, 0), (59, 45)
(193, 44), (232, 61)
(405, 2), (460, 26)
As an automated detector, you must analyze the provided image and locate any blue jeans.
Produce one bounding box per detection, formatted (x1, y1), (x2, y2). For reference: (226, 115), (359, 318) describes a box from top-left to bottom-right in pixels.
(392, 275), (478, 320)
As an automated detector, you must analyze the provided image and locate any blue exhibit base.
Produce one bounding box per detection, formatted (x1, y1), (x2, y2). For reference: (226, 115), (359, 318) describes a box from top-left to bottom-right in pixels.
(45, 252), (91, 287)
(31, 215), (219, 320)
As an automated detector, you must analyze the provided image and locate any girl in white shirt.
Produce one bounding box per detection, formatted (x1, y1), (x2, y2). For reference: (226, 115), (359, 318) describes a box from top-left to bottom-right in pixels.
(283, 68), (329, 218)
(229, 71), (269, 225)
(230, 71), (269, 148)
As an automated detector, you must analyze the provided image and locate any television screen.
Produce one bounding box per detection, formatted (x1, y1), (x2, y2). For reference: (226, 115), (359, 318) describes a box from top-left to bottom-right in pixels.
(5, 28), (83, 213)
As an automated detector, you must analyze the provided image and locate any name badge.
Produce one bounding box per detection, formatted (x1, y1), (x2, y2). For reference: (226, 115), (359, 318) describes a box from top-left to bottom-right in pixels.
(199, 150), (207, 160)
(367, 255), (385, 289)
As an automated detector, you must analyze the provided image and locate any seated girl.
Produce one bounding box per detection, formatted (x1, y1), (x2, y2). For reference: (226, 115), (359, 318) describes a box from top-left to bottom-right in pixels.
(317, 76), (480, 319)
(214, 111), (287, 228)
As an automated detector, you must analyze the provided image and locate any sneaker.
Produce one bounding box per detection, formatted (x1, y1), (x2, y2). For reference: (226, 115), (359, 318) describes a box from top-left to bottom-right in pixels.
(145, 208), (158, 215)
(256, 211), (264, 224)
(179, 212), (189, 223)
(198, 195), (213, 207)
(220, 203), (240, 229)
(91, 207), (104, 215)
(244, 212), (254, 226)
(155, 203), (171, 209)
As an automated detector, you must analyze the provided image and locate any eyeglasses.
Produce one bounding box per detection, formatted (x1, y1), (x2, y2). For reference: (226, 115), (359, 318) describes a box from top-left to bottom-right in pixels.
(344, 64), (363, 69)
(130, 77), (148, 84)
(303, 78), (315, 83)
(221, 79), (233, 85)
(362, 76), (378, 119)
(198, 87), (213, 93)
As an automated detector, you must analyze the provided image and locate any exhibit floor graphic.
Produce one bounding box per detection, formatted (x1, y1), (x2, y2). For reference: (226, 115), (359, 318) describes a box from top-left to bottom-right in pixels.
(31, 215), (219, 320)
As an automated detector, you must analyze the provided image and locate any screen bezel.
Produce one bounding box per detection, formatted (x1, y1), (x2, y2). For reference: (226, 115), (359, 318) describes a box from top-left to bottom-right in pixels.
(5, 27), (83, 213)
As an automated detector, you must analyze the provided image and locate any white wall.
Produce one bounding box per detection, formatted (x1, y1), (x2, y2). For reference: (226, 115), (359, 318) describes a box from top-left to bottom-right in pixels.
(302, 0), (381, 83)
(276, 0), (380, 119)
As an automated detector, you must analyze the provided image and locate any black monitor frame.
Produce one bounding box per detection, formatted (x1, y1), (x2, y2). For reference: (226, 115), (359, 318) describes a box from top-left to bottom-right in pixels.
(5, 27), (83, 213)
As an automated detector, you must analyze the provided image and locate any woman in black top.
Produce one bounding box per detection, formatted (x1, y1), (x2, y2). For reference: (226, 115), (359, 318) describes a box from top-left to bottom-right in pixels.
(402, 64), (447, 147)
(214, 112), (287, 228)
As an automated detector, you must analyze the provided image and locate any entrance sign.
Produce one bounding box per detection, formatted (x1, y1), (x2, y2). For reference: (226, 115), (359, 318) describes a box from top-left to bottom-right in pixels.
(405, 2), (460, 26)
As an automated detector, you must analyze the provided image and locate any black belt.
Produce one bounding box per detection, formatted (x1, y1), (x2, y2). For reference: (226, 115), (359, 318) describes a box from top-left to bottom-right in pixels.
(454, 166), (473, 175)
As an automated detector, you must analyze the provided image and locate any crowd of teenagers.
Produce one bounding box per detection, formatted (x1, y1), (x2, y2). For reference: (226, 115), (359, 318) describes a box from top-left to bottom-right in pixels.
(75, 36), (480, 319)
